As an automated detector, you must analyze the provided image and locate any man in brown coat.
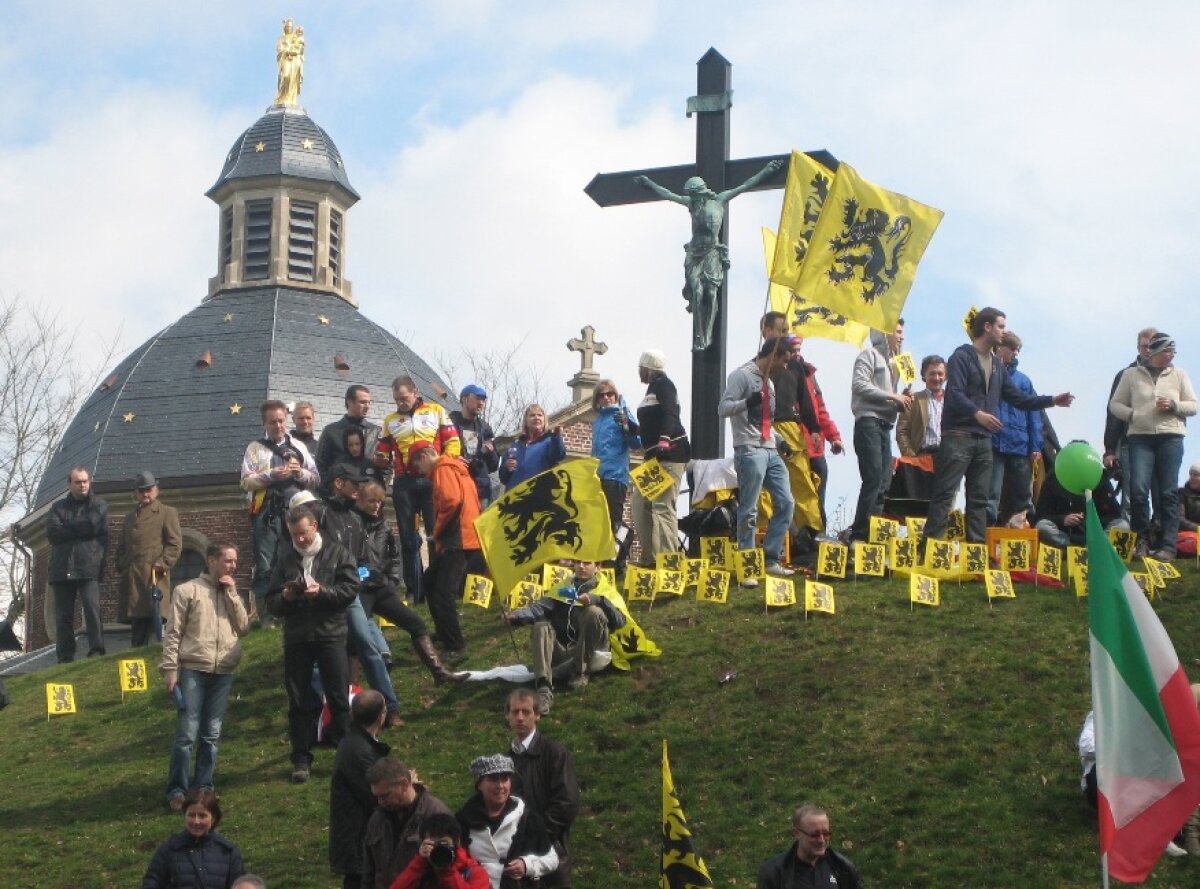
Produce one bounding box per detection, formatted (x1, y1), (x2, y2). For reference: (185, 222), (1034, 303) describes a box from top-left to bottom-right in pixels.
(116, 471), (183, 646)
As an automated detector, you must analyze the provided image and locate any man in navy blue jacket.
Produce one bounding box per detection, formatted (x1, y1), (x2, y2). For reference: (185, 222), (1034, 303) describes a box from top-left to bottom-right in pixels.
(923, 307), (1074, 545)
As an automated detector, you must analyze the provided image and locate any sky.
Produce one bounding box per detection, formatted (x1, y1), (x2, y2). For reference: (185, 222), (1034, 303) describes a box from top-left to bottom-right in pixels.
(3, 0), (1199, 528)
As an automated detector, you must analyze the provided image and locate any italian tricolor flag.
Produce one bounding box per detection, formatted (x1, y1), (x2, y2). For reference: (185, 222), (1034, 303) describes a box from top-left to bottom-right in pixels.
(1087, 499), (1200, 883)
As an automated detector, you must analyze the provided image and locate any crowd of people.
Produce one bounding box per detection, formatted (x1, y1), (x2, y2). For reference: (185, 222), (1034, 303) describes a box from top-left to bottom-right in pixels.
(41, 307), (1197, 885)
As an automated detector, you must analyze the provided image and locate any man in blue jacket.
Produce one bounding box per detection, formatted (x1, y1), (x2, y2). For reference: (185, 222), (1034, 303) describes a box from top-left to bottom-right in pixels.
(987, 330), (1043, 526)
(923, 307), (1073, 545)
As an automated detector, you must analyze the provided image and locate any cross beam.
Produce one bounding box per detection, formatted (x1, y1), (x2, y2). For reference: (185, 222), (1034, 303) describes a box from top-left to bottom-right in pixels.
(584, 48), (837, 459)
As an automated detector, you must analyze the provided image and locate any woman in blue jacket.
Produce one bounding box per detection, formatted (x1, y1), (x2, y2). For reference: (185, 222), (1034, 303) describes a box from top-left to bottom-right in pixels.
(142, 790), (245, 889)
(590, 379), (642, 538)
(500, 404), (567, 490)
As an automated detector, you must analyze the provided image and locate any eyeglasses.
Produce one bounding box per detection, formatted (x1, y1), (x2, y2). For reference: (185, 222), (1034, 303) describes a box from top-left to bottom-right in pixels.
(799, 829), (832, 839)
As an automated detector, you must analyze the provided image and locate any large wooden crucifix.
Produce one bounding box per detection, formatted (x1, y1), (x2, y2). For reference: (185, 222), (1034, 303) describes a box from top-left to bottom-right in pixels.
(585, 48), (837, 459)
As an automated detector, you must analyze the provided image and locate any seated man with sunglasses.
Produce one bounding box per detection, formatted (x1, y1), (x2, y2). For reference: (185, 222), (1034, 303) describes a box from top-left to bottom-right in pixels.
(756, 803), (863, 889)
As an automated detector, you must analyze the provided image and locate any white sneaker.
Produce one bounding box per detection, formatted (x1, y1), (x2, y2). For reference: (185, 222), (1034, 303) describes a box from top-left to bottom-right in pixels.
(1165, 841), (1188, 857)
(765, 562), (795, 577)
(741, 578), (760, 588)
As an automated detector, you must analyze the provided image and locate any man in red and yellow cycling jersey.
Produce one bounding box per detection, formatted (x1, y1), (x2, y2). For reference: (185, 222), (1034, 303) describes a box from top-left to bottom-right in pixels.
(375, 376), (461, 604)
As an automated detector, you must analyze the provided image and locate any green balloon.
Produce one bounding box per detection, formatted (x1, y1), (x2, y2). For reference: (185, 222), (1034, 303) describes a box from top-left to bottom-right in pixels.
(1055, 441), (1104, 494)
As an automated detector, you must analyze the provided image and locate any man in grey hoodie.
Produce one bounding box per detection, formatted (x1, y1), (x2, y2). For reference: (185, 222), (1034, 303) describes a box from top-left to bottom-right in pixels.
(848, 321), (912, 541)
(718, 337), (796, 586)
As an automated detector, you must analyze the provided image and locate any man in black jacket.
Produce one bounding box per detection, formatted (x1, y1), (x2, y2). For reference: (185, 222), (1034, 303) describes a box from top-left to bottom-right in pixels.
(47, 466), (109, 662)
(451, 384), (499, 507)
(756, 804), (863, 889)
(507, 688), (579, 888)
(330, 690), (390, 889)
(317, 385), (382, 498)
(266, 505), (359, 783)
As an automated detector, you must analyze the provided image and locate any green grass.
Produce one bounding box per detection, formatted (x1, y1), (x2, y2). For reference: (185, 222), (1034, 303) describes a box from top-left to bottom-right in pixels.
(6, 563), (1200, 888)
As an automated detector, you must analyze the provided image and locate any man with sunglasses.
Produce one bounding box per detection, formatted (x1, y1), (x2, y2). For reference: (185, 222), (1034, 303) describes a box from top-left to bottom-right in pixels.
(756, 804), (862, 889)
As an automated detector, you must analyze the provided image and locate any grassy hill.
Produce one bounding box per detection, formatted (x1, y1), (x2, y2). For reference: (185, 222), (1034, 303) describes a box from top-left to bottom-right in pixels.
(4, 563), (1200, 888)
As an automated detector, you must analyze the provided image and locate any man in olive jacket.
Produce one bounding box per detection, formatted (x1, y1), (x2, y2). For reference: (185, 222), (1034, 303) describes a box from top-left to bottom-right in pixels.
(117, 471), (182, 646)
(47, 466), (109, 663)
(266, 504), (359, 783)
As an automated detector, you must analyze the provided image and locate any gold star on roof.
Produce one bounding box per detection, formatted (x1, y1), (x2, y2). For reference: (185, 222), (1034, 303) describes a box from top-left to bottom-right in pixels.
(122, 411), (136, 423)
(229, 403), (242, 415)
(255, 141), (266, 153)
(224, 313), (234, 322)
(302, 138), (314, 150)
(318, 315), (330, 325)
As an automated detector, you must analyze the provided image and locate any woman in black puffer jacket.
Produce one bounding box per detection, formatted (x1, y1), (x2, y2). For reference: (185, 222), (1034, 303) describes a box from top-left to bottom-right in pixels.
(141, 789), (245, 889)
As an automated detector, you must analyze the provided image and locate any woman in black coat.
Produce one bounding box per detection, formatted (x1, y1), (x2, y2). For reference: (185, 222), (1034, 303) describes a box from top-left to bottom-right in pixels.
(141, 790), (245, 889)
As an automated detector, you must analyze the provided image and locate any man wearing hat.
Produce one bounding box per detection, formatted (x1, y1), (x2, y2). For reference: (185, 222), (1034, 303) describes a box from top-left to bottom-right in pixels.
(456, 754), (559, 888)
(451, 384), (499, 508)
(632, 350), (690, 567)
(1109, 331), (1198, 559)
(116, 470), (182, 646)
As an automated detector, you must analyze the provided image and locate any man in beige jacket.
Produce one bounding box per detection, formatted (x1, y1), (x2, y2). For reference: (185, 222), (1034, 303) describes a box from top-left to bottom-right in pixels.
(160, 542), (249, 810)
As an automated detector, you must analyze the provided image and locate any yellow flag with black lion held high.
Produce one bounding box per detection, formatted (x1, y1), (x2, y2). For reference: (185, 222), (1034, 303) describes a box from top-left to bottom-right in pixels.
(474, 458), (615, 610)
(661, 740), (714, 889)
(780, 161), (943, 332)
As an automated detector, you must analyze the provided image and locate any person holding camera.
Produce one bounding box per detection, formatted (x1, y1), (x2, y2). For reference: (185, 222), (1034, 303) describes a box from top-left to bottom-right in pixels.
(241, 399), (318, 622)
(362, 757), (453, 889)
(388, 813), (490, 889)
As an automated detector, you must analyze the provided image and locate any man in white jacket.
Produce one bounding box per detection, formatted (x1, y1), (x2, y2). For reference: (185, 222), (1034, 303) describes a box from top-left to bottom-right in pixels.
(159, 542), (249, 810)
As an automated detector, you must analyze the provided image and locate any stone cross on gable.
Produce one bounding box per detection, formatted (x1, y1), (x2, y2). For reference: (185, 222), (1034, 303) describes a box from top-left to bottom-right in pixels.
(567, 325), (607, 403)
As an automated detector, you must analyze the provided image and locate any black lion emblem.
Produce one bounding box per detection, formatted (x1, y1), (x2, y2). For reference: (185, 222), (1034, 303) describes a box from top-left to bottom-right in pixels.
(496, 468), (583, 564)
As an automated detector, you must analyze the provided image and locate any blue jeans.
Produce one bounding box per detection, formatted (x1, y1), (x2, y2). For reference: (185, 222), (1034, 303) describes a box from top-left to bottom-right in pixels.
(733, 445), (794, 563)
(166, 669), (234, 800)
(988, 452), (1033, 525)
(345, 597), (399, 713)
(851, 417), (894, 540)
(925, 434), (993, 543)
(1128, 434), (1185, 549)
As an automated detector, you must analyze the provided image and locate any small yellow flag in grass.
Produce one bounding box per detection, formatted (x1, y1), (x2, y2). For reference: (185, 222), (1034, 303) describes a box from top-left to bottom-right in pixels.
(1157, 559), (1182, 580)
(700, 536), (730, 569)
(1130, 572), (1154, 598)
(817, 541), (847, 578)
(631, 459), (675, 500)
(1108, 527), (1137, 562)
(869, 516), (899, 544)
(657, 552), (686, 573)
(985, 569), (1016, 599)
(118, 659), (149, 693)
(946, 510), (966, 541)
(737, 548), (766, 583)
(508, 580), (543, 611)
(46, 683), (76, 716)
(1000, 539), (1031, 573)
(805, 580), (836, 614)
(657, 569), (686, 597)
(854, 542), (886, 577)
(463, 574), (493, 609)
(910, 573), (940, 607)
(1068, 546), (1088, 580)
(963, 542), (988, 574)
(765, 577), (797, 607)
(890, 536), (917, 570)
(923, 539), (957, 575)
(685, 559), (705, 590)
(1143, 557), (1171, 588)
(626, 566), (657, 602)
(697, 568), (731, 604)
(1037, 545), (1063, 581)
(1073, 564), (1089, 598)
(905, 516), (927, 540)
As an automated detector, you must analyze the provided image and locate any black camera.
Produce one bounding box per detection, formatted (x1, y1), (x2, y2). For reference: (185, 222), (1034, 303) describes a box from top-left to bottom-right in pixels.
(429, 839), (456, 868)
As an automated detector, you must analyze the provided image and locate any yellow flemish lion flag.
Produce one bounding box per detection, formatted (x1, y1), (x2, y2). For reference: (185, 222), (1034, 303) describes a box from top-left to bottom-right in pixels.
(631, 458), (675, 501)
(661, 740), (714, 889)
(700, 537), (730, 569)
(765, 577), (797, 607)
(463, 574), (493, 609)
(784, 161), (943, 331)
(770, 150), (837, 288)
(626, 566), (658, 602)
(817, 542), (848, 579)
(118, 659), (150, 693)
(869, 516), (899, 545)
(762, 229), (869, 348)
(910, 573), (940, 607)
(985, 569), (1016, 600)
(508, 580), (543, 611)
(697, 568), (731, 604)
(805, 580), (836, 614)
(46, 683), (76, 716)
(963, 542), (988, 575)
(474, 458), (615, 605)
(854, 542), (886, 577)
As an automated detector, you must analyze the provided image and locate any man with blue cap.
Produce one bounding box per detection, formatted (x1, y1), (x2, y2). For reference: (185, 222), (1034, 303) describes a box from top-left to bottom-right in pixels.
(451, 383), (499, 508)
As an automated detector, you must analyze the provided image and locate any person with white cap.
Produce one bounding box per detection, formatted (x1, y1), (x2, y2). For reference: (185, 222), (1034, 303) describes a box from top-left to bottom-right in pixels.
(632, 350), (690, 566)
(456, 754), (559, 888)
(1109, 331), (1198, 559)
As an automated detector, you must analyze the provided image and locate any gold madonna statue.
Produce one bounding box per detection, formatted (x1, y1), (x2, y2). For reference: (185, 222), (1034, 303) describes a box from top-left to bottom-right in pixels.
(275, 19), (305, 106)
